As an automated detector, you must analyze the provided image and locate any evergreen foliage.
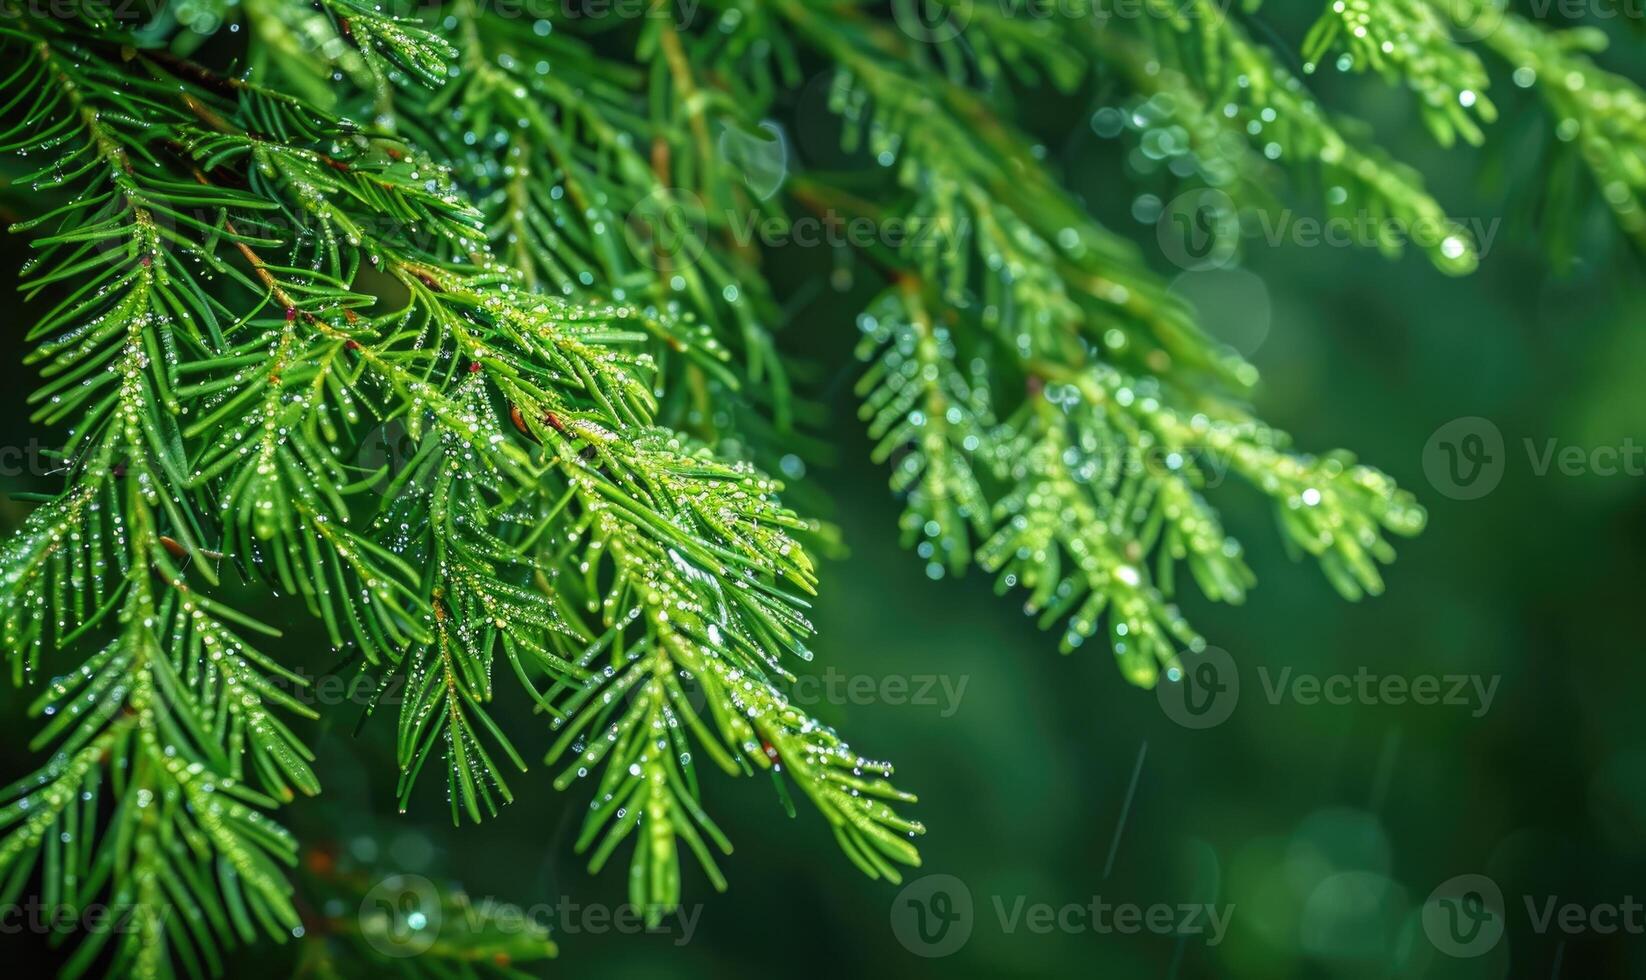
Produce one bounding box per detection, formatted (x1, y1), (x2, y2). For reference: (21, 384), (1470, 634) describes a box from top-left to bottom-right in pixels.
(0, 0), (1641, 975)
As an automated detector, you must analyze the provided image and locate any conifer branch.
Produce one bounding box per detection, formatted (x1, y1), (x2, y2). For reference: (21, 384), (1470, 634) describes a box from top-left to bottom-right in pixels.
(0, 0), (1635, 974)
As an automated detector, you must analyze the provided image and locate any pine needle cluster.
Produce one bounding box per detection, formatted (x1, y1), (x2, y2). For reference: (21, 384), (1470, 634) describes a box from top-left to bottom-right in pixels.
(0, 0), (1641, 975)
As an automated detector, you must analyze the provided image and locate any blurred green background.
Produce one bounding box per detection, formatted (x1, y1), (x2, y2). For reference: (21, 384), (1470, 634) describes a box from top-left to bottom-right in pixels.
(5, 2), (1646, 977)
